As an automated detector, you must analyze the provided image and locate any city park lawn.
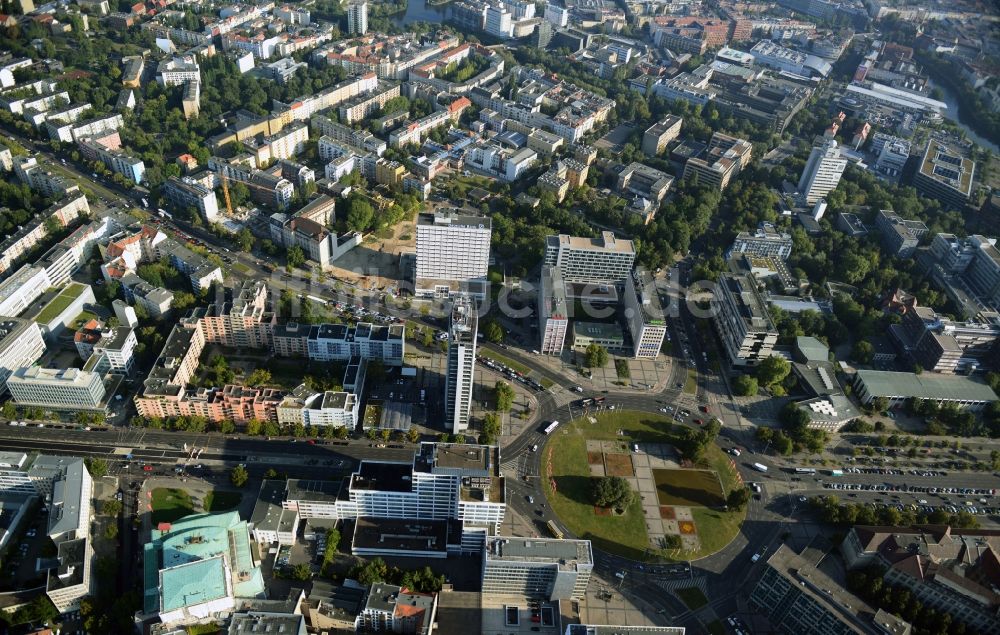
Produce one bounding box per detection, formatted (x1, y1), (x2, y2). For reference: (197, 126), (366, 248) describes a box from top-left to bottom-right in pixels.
(150, 488), (194, 525)
(543, 410), (745, 561)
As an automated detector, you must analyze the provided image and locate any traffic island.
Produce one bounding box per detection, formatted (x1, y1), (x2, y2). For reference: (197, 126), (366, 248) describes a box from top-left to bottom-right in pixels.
(542, 410), (746, 561)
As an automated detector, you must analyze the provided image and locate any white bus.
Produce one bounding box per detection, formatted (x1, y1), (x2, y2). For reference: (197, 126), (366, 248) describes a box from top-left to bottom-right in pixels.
(794, 468), (816, 475)
(752, 463), (768, 473)
(543, 421), (560, 435)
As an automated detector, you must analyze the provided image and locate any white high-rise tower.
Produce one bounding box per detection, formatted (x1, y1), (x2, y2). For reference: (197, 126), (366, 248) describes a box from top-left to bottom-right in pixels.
(798, 138), (847, 204)
(347, 1), (368, 35)
(445, 297), (478, 433)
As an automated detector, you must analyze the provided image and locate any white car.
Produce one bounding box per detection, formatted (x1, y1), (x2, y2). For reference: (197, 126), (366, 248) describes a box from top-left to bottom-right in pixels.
(531, 444), (538, 452)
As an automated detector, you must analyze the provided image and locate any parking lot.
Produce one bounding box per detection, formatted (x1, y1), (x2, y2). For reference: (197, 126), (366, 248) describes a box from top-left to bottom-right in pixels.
(820, 480), (998, 517)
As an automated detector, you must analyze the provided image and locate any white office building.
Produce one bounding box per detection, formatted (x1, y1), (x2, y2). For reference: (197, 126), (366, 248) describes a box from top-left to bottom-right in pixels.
(538, 266), (569, 356)
(544, 3), (568, 27)
(0, 318), (46, 389)
(798, 139), (847, 204)
(482, 537), (593, 601)
(6, 367), (107, 411)
(347, 1), (368, 35)
(0, 265), (51, 316)
(623, 269), (667, 359)
(543, 232), (636, 284)
(445, 297), (477, 433)
(280, 443), (505, 549)
(415, 212), (491, 299)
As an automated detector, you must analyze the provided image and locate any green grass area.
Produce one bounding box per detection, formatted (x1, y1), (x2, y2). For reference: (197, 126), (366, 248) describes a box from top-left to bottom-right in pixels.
(539, 377), (554, 390)
(676, 586), (709, 610)
(185, 624), (222, 635)
(203, 491), (242, 513)
(543, 410), (746, 562)
(706, 620), (725, 635)
(233, 263), (252, 276)
(614, 359), (630, 380)
(69, 310), (99, 332)
(543, 432), (650, 560)
(480, 350), (532, 376)
(35, 283), (87, 324)
(653, 468), (726, 507)
(150, 488), (194, 525)
(684, 367), (698, 394)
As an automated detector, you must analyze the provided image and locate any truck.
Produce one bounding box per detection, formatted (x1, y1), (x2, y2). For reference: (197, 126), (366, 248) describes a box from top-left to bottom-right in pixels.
(141, 197), (149, 208)
(752, 462), (769, 473)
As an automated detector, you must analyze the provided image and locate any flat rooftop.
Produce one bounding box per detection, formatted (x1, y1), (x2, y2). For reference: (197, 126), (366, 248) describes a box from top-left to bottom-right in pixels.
(350, 461), (413, 493)
(418, 210), (491, 230)
(549, 231), (635, 255)
(286, 479), (342, 503)
(352, 516), (452, 555)
(856, 370), (998, 402)
(486, 537), (593, 568)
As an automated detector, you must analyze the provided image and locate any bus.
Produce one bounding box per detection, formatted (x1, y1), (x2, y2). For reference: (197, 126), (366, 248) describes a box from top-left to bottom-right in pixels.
(794, 468), (816, 475)
(594, 396), (606, 405)
(828, 469), (844, 477)
(543, 421), (560, 435)
(579, 398), (593, 408)
(752, 463), (769, 473)
(546, 520), (564, 540)
(306, 294), (328, 306)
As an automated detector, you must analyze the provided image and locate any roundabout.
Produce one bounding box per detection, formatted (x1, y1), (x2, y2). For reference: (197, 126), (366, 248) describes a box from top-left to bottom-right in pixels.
(541, 410), (747, 562)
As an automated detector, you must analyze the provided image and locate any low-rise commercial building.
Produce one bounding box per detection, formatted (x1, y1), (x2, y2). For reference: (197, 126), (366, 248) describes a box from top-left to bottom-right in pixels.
(0, 318), (46, 389)
(875, 209), (928, 258)
(682, 132), (752, 191)
(728, 222), (793, 260)
(641, 115), (682, 157)
(6, 366), (107, 411)
(852, 369), (998, 411)
(912, 139), (974, 209)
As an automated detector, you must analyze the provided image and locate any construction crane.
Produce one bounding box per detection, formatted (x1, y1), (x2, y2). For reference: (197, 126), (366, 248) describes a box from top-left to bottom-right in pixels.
(220, 172), (288, 215)
(221, 173), (234, 216)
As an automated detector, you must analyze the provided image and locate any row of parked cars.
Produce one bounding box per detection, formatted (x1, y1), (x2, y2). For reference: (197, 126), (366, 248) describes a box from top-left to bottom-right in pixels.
(477, 355), (544, 392)
(840, 467), (947, 477)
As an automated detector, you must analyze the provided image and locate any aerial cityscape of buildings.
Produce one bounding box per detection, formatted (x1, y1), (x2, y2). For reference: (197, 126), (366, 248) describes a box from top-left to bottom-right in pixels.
(0, 0), (997, 633)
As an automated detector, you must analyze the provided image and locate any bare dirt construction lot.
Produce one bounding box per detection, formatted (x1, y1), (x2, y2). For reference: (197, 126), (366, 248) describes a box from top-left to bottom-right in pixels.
(325, 218), (415, 290)
(653, 468), (726, 508)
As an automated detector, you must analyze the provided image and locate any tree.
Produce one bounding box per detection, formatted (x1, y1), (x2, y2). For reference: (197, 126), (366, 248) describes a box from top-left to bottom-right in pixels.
(483, 319), (504, 343)
(733, 374), (758, 396)
(756, 356), (791, 388)
(245, 368), (272, 386)
(289, 563), (311, 581)
(494, 380), (515, 411)
(346, 197), (374, 232)
(584, 343), (608, 368)
(236, 227), (254, 252)
(438, 433), (451, 443)
(86, 457), (108, 478)
(230, 465), (249, 487)
(379, 428), (392, 442)
(852, 340), (874, 364)
(351, 557), (389, 585)
(246, 419), (263, 435)
(481, 412), (501, 445)
(286, 245), (306, 269)
(406, 427), (420, 443)
(102, 499), (122, 516)
(591, 476), (635, 510)
(1, 400), (15, 418)
(727, 487), (751, 511)
(104, 523), (119, 540)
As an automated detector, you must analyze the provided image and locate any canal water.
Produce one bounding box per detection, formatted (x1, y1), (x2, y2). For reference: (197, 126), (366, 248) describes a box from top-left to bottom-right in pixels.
(930, 79), (999, 154)
(389, 0), (453, 26)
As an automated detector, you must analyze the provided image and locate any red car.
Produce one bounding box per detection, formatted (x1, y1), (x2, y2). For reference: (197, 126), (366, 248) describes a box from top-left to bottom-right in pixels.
(143, 465), (153, 472)
(694, 419), (704, 425)
(699, 405), (709, 413)
(307, 439), (316, 445)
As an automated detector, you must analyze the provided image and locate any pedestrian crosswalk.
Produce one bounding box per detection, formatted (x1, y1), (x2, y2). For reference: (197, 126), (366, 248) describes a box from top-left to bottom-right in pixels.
(655, 576), (707, 594)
